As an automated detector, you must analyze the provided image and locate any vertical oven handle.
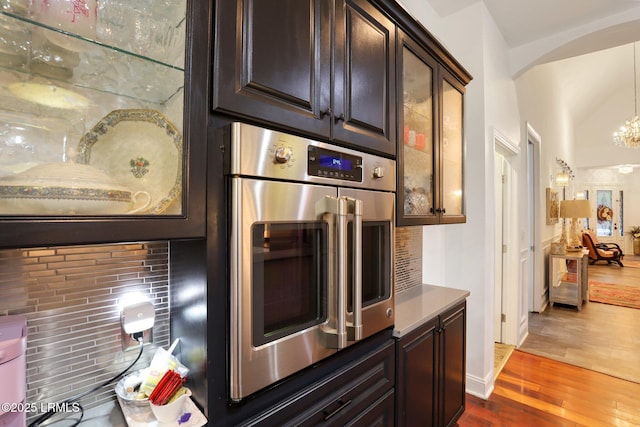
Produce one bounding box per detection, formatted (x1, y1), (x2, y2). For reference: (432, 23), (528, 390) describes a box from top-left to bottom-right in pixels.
(336, 197), (348, 349)
(316, 196), (348, 349)
(345, 197), (363, 341)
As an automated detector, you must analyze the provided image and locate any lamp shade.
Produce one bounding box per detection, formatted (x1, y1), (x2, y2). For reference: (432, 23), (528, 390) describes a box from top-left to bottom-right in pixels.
(555, 172), (570, 187)
(559, 199), (591, 219)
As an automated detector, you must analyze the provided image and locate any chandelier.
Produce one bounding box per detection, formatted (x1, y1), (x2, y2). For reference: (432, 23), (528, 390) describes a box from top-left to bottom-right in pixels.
(613, 43), (640, 148)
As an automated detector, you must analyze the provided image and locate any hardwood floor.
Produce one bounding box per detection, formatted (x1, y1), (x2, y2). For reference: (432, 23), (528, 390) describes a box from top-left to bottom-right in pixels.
(519, 254), (640, 383)
(458, 350), (640, 426)
(458, 254), (640, 426)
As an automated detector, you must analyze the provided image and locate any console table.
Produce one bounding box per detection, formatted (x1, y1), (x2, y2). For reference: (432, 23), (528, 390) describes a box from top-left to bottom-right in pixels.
(549, 250), (589, 311)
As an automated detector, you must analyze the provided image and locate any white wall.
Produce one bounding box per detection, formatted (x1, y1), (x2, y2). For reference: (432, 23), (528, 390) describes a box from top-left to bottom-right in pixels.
(399, 0), (522, 399)
(575, 82), (640, 169)
(403, 0), (640, 405)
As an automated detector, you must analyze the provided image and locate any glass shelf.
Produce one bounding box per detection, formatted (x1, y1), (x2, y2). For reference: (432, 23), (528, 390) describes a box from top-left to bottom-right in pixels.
(0, 2), (186, 217)
(0, 9), (184, 104)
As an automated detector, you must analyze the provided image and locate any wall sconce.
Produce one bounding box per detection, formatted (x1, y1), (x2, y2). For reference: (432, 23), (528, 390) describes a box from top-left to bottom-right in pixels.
(555, 171), (570, 187)
(554, 158), (574, 188)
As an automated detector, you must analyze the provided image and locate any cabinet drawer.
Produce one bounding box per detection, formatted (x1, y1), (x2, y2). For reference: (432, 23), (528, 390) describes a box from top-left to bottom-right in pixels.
(245, 339), (395, 426)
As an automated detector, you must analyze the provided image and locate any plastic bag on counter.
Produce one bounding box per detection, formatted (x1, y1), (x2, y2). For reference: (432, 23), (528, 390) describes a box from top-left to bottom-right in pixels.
(140, 339), (189, 396)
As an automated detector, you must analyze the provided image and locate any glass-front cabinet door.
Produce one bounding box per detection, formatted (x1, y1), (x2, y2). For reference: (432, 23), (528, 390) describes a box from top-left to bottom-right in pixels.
(397, 31), (437, 226)
(440, 73), (465, 223)
(396, 31), (467, 226)
(0, 1), (185, 215)
(0, 1), (207, 246)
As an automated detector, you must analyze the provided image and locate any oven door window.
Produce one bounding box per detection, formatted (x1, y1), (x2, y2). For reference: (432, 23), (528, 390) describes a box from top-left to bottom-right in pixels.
(348, 220), (391, 311)
(252, 222), (327, 347)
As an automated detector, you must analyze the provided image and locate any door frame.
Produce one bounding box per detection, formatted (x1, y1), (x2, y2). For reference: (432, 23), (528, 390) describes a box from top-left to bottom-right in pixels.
(587, 185), (624, 248)
(526, 123), (543, 313)
(493, 129), (519, 345)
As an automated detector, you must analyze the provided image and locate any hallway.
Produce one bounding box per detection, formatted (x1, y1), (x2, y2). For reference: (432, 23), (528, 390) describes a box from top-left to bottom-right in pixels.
(518, 254), (640, 383)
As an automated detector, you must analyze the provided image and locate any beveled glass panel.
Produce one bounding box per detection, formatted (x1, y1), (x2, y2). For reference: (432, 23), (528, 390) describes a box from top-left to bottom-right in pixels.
(0, 1), (186, 216)
(442, 80), (463, 216)
(402, 47), (433, 217)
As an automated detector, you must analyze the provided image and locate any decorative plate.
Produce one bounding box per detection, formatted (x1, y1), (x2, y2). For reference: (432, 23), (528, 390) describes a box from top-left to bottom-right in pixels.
(77, 109), (182, 214)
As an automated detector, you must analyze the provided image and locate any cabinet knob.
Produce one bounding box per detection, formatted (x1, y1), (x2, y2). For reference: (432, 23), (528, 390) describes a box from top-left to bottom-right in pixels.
(320, 108), (332, 118)
(334, 113), (345, 123)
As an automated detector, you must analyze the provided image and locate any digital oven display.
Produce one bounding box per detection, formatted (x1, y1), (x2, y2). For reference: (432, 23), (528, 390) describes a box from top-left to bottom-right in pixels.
(308, 146), (362, 182)
(319, 155), (352, 171)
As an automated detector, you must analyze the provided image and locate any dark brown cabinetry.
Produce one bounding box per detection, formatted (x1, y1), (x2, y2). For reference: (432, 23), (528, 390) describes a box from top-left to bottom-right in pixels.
(213, 0), (396, 157)
(395, 301), (466, 427)
(395, 29), (470, 226)
(242, 338), (395, 426)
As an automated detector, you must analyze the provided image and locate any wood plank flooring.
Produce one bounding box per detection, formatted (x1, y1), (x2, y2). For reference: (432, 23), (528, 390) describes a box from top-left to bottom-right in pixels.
(519, 254), (640, 383)
(458, 254), (640, 426)
(458, 350), (640, 426)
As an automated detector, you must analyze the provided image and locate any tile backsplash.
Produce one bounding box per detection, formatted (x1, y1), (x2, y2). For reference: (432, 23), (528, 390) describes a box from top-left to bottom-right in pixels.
(395, 226), (423, 293)
(0, 229), (420, 422)
(0, 241), (170, 421)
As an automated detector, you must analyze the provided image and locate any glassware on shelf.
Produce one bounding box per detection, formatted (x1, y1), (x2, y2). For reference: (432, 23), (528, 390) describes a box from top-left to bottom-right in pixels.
(0, 0), (186, 216)
(0, 0), (29, 16)
(0, 12), (29, 68)
(402, 46), (433, 217)
(30, 0), (97, 52)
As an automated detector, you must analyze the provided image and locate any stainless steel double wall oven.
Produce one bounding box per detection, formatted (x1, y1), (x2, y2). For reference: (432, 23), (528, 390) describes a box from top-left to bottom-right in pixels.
(227, 123), (395, 401)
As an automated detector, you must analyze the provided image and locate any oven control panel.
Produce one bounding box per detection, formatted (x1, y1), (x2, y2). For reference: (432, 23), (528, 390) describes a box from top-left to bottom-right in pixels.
(307, 146), (362, 182)
(229, 122), (395, 192)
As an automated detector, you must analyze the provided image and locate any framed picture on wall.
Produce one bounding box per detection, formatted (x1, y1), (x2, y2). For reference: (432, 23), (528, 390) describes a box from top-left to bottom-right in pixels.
(546, 188), (559, 225)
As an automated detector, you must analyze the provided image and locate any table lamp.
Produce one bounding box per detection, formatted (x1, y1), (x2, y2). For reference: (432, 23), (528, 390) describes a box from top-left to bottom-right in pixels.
(559, 199), (591, 250)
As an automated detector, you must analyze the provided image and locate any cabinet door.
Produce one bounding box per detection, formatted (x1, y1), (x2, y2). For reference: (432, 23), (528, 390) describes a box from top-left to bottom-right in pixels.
(0, 0), (208, 247)
(438, 70), (466, 224)
(333, 0), (396, 157)
(395, 317), (438, 427)
(439, 302), (466, 426)
(214, 0), (331, 138)
(396, 30), (438, 226)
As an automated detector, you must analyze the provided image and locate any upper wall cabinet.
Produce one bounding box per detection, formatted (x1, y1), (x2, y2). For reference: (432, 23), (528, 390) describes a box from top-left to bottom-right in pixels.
(0, 1), (209, 247)
(213, 0), (396, 157)
(396, 29), (468, 226)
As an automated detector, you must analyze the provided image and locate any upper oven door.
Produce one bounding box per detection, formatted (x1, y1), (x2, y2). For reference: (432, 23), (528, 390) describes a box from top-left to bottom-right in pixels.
(230, 177), (337, 401)
(339, 188), (395, 342)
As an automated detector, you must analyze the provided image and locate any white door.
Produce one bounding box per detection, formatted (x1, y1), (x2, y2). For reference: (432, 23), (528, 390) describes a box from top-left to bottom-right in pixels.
(494, 129), (520, 346)
(494, 152), (505, 343)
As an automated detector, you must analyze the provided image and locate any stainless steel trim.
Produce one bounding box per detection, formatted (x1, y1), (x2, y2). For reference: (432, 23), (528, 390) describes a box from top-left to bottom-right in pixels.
(336, 197), (348, 349)
(340, 188), (395, 341)
(229, 178), (337, 401)
(229, 122), (395, 192)
(346, 197), (363, 341)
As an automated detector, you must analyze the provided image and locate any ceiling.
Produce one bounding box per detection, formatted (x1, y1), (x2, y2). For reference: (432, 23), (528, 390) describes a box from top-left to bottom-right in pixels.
(426, 0), (640, 169)
(426, 0), (640, 49)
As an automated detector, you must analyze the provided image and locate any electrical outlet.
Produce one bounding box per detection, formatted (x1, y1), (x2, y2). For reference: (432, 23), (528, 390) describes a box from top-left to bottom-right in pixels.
(121, 327), (153, 351)
(120, 300), (156, 351)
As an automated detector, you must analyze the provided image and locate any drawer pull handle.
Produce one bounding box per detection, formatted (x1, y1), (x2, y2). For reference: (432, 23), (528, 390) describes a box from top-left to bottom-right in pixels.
(323, 399), (352, 421)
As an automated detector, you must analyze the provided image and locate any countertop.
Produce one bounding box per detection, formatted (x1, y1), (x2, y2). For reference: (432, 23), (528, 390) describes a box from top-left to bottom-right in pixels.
(393, 284), (470, 338)
(70, 284), (468, 425)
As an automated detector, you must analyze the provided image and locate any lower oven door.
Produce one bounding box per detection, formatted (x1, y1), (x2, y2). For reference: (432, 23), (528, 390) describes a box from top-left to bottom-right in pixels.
(339, 188), (395, 343)
(230, 178), (337, 401)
